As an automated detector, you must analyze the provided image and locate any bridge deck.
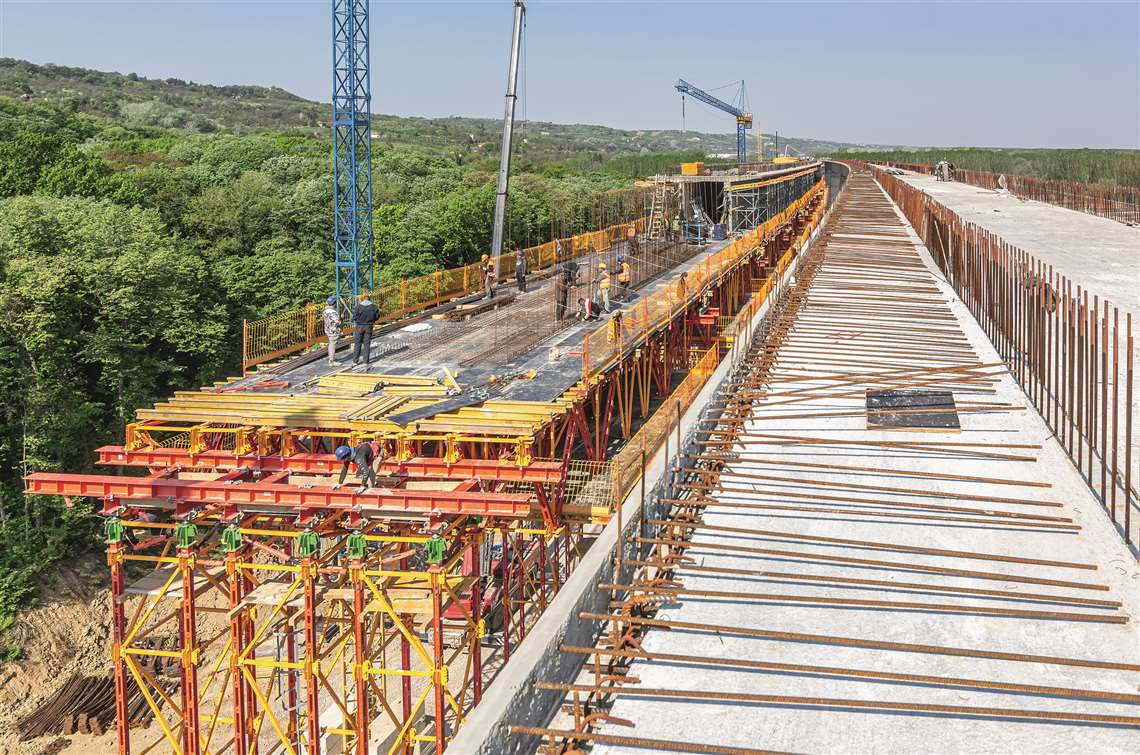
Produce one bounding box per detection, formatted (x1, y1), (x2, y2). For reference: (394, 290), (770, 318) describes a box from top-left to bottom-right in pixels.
(587, 172), (1139, 752)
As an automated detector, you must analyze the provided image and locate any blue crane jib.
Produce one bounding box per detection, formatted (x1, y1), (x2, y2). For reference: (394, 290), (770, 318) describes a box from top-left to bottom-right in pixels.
(674, 78), (753, 164)
(332, 0), (374, 314)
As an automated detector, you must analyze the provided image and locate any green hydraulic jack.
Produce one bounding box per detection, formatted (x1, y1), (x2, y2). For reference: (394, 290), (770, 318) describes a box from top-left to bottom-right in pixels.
(297, 529), (320, 558)
(175, 522), (198, 549)
(222, 525), (243, 553)
(424, 534), (447, 565)
(346, 531), (366, 560)
(104, 517), (125, 545)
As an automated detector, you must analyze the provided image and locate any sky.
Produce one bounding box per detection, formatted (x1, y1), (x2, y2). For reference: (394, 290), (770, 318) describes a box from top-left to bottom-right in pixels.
(0, 0), (1137, 148)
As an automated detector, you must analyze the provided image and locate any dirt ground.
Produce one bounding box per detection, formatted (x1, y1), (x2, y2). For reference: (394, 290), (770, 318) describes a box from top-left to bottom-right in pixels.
(0, 554), (119, 755)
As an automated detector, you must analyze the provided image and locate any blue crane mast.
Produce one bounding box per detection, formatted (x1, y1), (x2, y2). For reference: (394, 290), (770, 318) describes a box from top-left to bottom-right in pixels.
(674, 78), (753, 164)
(332, 0), (374, 314)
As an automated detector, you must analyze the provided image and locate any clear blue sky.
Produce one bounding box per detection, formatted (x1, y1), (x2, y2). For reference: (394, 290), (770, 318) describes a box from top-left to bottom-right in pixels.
(1, 1), (1137, 148)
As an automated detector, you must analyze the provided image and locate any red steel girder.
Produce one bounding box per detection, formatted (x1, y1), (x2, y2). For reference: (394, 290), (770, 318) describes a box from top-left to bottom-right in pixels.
(25, 472), (533, 517)
(94, 446), (564, 483)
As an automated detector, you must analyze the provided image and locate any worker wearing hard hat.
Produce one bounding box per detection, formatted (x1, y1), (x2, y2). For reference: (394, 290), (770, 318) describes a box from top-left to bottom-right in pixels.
(481, 254), (496, 299)
(322, 296), (342, 366)
(596, 262), (612, 312)
(617, 255), (632, 302)
(333, 440), (378, 494)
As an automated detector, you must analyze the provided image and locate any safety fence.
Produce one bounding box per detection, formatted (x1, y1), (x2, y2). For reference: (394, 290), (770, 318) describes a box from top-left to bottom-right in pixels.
(578, 179), (827, 381)
(605, 186), (827, 506)
(864, 162), (1139, 551)
(609, 343), (719, 506)
(241, 214), (649, 373)
(871, 160), (1140, 225)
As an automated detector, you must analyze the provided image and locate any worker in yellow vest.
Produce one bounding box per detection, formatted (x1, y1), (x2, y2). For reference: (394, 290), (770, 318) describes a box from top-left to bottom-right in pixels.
(481, 253), (496, 299)
(616, 255), (632, 302)
(596, 262), (611, 312)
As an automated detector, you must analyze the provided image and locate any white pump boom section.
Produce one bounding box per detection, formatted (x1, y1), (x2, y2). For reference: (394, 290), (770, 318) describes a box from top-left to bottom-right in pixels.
(491, 0), (526, 276)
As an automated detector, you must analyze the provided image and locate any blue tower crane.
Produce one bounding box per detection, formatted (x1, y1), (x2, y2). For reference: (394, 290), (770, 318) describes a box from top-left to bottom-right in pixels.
(332, 0), (373, 314)
(674, 78), (753, 164)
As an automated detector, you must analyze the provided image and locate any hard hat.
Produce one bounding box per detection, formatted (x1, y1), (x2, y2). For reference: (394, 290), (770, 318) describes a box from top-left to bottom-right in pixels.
(617, 255), (625, 262)
(335, 445), (352, 461)
(481, 254), (489, 261)
(599, 263), (607, 270)
(326, 296), (336, 305)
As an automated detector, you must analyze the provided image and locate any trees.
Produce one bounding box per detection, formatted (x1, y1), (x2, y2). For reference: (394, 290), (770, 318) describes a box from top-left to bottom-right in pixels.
(0, 195), (229, 654)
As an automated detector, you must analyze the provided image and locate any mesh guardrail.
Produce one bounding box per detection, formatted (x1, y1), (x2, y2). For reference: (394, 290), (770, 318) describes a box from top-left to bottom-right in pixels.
(577, 179), (826, 381)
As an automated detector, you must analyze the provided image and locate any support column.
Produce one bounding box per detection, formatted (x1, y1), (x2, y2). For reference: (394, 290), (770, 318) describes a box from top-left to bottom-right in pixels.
(177, 528), (201, 755)
(108, 536), (131, 755)
(351, 552), (369, 755)
(399, 556), (412, 727)
(225, 538), (249, 755)
(500, 528), (511, 663)
(302, 553), (321, 755)
(537, 533), (547, 612)
(469, 537), (483, 706)
(430, 564), (446, 753)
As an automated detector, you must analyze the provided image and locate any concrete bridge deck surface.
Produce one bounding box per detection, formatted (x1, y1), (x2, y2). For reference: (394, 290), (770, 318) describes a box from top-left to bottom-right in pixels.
(582, 173), (1139, 753)
(898, 173), (1139, 318)
(898, 170), (1140, 545)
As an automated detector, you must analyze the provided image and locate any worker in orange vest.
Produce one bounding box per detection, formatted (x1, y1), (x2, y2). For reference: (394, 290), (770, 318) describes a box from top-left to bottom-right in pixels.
(617, 255), (632, 302)
(626, 223), (639, 255)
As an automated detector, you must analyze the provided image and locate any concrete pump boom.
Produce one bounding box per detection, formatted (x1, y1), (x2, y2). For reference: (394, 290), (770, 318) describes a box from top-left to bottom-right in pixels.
(491, 0), (526, 276)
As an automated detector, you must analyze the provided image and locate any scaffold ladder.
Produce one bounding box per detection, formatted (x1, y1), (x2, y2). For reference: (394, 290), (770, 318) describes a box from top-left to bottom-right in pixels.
(648, 176), (668, 240)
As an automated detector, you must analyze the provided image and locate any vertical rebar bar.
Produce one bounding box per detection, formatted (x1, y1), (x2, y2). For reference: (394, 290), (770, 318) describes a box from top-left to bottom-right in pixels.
(1112, 307), (1120, 517)
(1125, 314), (1134, 544)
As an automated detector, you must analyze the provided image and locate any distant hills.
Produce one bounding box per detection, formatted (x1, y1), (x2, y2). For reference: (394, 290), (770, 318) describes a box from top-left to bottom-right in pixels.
(0, 58), (888, 160)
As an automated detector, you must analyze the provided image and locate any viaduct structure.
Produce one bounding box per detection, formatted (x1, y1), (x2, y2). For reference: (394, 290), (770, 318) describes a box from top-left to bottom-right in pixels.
(24, 162), (835, 753)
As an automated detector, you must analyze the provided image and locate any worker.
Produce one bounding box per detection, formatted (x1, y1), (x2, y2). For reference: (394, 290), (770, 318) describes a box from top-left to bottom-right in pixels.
(606, 309), (622, 343)
(515, 248), (528, 293)
(577, 296), (600, 321)
(670, 216), (681, 242)
(333, 441), (377, 493)
(596, 262), (611, 313)
(481, 253), (496, 299)
(626, 223), (639, 255)
(322, 296), (342, 366)
(616, 255), (632, 302)
(351, 290), (379, 367)
(555, 261), (578, 321)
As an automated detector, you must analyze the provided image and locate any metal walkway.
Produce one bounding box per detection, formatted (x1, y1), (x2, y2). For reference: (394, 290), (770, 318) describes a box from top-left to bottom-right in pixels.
(522, 171), (1140, 754)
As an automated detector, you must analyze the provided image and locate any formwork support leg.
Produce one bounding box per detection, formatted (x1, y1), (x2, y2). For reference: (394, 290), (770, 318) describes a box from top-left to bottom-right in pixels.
(227, 551), (249, 755)
(399, 557), (412, 727)
(430, 565), (446, 753)
(470, 538), (483, 706)
(109, 541), (131, 755)
(302, 557), (321, 755)
(501, 527), (512, 663)
(179, 546), (202, 755)
(351, 559), (369, 755)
